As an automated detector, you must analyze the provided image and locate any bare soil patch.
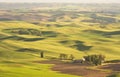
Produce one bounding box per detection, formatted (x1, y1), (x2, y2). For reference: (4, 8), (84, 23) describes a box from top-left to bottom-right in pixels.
(37, 60), (113, 77)
(99, 63), (120, 71)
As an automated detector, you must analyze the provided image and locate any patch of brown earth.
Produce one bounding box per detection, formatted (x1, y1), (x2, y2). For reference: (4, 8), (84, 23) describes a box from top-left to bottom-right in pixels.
(38, 60), (111, 77)
(99, 63), (120, 71)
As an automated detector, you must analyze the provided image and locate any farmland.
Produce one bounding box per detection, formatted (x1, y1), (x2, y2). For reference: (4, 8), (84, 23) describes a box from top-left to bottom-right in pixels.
(0, 3), (120, 77)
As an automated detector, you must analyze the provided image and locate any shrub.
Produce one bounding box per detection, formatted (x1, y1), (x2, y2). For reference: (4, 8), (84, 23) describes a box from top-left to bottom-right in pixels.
(69, 54), (75, 61)
(59, 54), (68, 60)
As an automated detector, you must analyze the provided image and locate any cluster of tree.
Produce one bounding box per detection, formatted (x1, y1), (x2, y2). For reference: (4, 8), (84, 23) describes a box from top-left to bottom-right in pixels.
(6, 28), (60, 38)
(39, 52), (105, 66)
(84, 54), (105, 66)
(8, 28), (42, 36)
(59, 54), (75, 61)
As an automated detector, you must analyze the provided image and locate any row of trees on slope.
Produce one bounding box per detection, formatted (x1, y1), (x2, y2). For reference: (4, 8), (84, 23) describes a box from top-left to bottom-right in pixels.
(40, 52), (105, 66)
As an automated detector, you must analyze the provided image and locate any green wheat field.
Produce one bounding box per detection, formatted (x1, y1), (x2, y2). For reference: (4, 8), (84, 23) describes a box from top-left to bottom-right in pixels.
(0, 3), (120, 77)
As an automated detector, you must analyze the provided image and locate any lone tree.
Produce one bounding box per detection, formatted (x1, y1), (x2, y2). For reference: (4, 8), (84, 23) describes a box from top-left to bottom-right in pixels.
(84, 54), (105, 66)
(40, 52), (44, 58)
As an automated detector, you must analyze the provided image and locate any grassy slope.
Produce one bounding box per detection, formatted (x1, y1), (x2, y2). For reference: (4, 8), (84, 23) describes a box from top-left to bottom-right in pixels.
(0, 20), (120, 77)
(107, 73), (120, 77)
(0, 60), (79, 77)
(0, 21), (81, 77)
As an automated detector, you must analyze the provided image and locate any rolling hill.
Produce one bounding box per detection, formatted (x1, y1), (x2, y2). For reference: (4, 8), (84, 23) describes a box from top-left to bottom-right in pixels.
(0, 3), (120, 77)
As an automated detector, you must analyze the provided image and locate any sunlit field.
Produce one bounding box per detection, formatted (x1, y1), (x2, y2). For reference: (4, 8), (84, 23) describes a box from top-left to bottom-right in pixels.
(0, 3), (120, 77)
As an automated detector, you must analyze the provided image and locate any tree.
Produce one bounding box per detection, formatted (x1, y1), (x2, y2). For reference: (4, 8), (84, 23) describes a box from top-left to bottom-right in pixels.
(40, 52), (44, 58)
(84, 54), (105, 66)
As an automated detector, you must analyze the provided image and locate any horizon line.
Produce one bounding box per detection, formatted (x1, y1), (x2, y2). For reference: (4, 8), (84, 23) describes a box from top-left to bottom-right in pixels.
(0, 2), (120, 4)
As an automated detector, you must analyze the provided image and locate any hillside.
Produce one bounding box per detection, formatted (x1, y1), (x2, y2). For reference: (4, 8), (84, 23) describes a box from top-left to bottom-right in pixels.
(0, 3), (120, 77)
(0, 21), (120, 60)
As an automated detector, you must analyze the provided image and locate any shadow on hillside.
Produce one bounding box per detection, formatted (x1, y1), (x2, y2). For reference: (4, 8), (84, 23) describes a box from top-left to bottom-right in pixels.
(24, 38), (45, 41)
(60, 40), (93, 51)
(16, 48), (41, 53)
(42, 31), (64, 37)
(83, 30), (120, 37)
(0, 36), (25, 40)
(72, 40), (93, 51)
(0, 36), (45, 42)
